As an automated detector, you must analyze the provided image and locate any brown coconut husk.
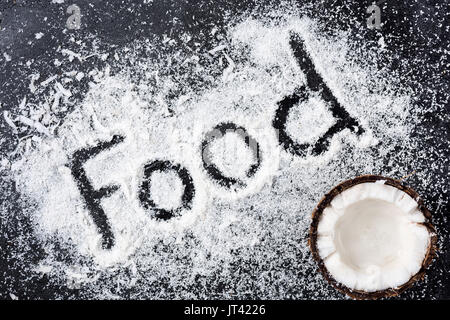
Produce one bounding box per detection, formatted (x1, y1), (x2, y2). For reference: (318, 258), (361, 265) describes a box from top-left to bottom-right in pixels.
(309, 174), (437, 299)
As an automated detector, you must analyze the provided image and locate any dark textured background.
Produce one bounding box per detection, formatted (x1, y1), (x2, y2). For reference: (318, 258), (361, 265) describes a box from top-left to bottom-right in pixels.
(0, 0), (448, 299)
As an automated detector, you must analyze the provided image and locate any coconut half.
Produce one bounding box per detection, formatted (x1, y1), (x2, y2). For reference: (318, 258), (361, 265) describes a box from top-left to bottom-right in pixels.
(309, 175), (436, 299)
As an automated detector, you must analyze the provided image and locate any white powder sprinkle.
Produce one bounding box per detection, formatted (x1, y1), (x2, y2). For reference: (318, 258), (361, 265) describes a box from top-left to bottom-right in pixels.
(149, 170), (184, 211)
(1, 8), (447, 300)
(285, 94), (336, 145)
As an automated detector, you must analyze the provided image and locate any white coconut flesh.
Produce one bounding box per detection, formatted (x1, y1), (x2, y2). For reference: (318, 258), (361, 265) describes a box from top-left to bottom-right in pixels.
(316, 181), (431, 292)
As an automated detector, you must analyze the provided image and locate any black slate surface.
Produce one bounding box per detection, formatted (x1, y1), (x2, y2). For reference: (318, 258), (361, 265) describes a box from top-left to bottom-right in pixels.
(0, 0), (448, 300)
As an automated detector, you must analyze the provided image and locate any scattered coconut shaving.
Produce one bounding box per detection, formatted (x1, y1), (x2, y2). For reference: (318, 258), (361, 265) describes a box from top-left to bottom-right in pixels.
(0, 5), (448, 300)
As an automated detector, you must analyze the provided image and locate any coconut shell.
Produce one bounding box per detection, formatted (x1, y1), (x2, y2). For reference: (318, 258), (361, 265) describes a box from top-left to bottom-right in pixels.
(309, 174), (437, 299)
